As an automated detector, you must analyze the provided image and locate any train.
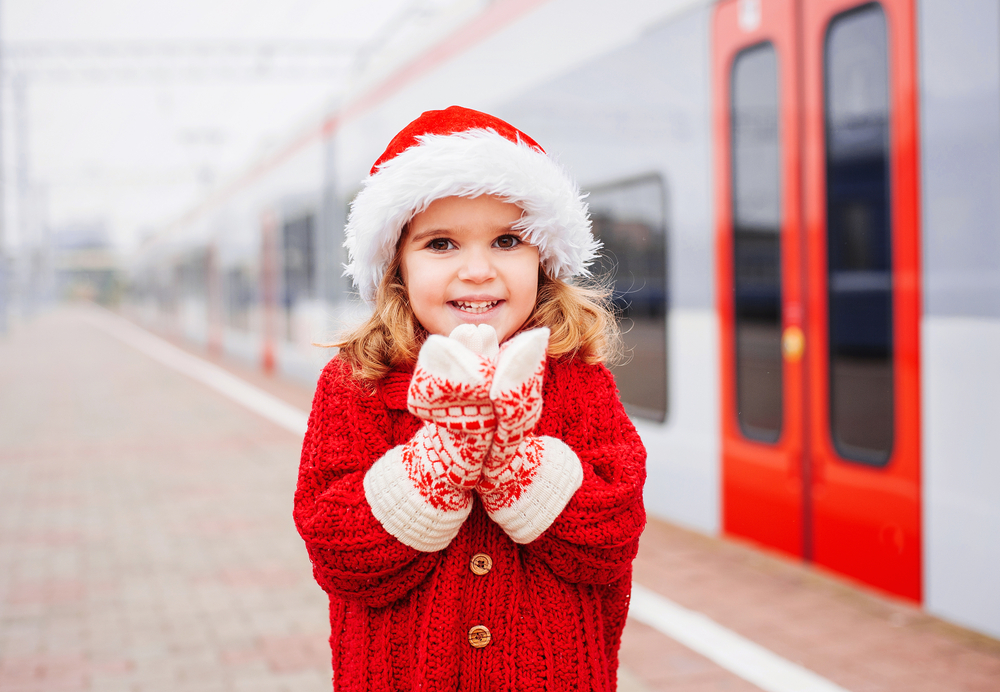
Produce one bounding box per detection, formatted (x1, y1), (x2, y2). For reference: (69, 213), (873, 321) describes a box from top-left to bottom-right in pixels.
(126, 0), (1000, 639)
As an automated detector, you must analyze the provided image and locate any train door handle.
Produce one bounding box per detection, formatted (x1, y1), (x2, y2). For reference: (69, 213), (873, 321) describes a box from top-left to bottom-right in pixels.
(782, 326), (805, 363)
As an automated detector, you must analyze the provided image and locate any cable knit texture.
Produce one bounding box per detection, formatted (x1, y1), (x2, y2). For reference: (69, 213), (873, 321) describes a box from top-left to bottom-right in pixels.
(294, 355), (646, 691)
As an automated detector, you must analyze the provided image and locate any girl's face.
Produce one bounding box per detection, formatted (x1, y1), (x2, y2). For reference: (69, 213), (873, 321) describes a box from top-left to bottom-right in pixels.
(400, 195), (540, 344)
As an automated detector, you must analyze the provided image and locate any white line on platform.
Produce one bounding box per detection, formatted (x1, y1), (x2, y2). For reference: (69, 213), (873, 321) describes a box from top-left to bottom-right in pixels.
(86, 310), (309, 436)
(89, 310), (850, 692)
(629, 584), (851, 692)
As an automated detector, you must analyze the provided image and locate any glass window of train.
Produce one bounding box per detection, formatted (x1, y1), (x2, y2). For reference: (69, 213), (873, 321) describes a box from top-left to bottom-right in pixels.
(282, 214), (316, 307)
(824, 4), (893, 466)
(587, 174), (668, 422)
(225, 266), (253, 332)
(180, 251), (208, 299)
(731, 42), (783, 443)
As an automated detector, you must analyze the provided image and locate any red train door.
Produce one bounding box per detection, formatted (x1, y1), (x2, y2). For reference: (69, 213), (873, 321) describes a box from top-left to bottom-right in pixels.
(714, 0), (921, 601)
(714, 0), (806, 559)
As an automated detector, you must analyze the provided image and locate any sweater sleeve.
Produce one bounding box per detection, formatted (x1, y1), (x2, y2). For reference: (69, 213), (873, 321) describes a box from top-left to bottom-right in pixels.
(524, 360), (647, 585)
(293, 358), (440, 608)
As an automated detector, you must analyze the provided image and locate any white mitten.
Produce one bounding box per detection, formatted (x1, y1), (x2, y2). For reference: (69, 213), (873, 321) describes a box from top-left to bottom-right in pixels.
(448, 323), (500, 360)
(364, 333), (495, 552)
(476, 327), (583, 543)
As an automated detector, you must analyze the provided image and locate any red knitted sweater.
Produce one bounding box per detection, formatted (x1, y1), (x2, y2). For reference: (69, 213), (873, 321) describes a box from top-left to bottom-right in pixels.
(294, 355), (646, 691)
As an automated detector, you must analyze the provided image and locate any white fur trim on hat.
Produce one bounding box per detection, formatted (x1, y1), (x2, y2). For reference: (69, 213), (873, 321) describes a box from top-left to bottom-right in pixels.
(344, 128), (599, 304)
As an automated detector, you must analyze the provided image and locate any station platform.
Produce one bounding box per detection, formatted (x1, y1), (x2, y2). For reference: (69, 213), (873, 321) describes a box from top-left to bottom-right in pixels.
(1, 306), (998, 692)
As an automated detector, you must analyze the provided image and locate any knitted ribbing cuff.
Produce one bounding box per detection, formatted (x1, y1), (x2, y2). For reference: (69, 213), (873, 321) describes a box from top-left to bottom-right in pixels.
(364, 445), (472, 553)
(483, 436), (583, 544)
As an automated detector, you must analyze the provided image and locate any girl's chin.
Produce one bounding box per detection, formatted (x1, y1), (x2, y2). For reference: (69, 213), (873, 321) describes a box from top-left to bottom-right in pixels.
(453, 317), (504, 337)
(447, 317), (509, 342)
(454, 314), (497, 326)
(440, 303), (523, 343)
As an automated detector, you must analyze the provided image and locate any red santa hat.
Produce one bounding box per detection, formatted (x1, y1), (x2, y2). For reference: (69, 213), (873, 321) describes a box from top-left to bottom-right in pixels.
(344, 106), (599, 304)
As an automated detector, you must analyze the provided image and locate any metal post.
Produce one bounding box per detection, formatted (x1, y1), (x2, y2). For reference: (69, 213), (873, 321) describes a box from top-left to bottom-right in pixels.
(260, 210), (277, 374)
(0, 0), (8, 334)
(318, 119), (340, 307)
(13, 71), (29, 316)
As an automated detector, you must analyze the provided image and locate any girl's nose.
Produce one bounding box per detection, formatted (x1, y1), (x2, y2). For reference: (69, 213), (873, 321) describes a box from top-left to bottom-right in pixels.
(458, 247), (497, 283)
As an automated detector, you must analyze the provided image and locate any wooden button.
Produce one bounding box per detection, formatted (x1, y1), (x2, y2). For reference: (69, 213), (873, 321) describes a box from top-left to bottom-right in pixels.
(470, 553), (493, 575)
(468, 625), (491, 648)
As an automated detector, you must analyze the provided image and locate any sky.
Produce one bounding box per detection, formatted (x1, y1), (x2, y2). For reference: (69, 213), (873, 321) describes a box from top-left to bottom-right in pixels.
(1, 0), (465, 252)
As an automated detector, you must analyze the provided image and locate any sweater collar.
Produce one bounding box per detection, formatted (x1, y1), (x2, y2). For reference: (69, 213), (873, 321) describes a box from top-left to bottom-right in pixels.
(380, 364), (414, 410)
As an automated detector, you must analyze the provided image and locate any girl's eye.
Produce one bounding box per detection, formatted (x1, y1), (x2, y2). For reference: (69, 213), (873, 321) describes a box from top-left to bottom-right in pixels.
(427, 238), (455, 251)
(494, 234), (522, 249)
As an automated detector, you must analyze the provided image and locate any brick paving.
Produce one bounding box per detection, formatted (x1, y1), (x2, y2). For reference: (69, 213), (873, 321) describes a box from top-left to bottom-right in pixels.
(1, 306), (999, 692)
(625, 522), (1000, 691)
(0, 308), (329, 692)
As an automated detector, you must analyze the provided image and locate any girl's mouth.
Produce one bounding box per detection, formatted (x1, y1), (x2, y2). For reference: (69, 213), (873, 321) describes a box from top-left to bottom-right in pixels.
(451, 300), (500, 314)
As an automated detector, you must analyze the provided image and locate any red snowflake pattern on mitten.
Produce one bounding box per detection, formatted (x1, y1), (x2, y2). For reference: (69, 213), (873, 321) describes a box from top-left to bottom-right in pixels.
(477, 328), (549, 513)
(402, 335), (496, 511)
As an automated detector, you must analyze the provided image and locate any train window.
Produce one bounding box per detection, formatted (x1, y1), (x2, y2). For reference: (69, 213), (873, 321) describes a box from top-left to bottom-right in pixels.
(282, 214), (315, 308)
(178, 251), (208, 299)
(824, 4), (893, 465)
(588, 175), (668, 422)
(225, 267), (254, 331)
(731, 42), (783, 443)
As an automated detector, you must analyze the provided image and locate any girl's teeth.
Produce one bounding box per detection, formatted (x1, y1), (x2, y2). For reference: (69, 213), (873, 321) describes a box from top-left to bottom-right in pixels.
(455, 301), (498, 314)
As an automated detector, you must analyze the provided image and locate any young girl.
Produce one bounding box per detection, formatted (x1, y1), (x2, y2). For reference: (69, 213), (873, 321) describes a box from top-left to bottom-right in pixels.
(294, 106), (646, 691)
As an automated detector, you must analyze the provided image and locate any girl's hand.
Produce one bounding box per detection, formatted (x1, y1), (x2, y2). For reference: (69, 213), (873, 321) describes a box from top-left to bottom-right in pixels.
(477, 328), (549, 508)
(364, 326), (500, 553)
(403, 334), (496, 505)
(447, 323), (500, 360)
(475, 327), (584, 544)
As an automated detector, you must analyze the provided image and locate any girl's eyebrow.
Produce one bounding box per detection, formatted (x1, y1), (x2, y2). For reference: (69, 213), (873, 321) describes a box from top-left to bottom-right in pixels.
(407, 223), (520, 245)
(407, 228), (446, 244)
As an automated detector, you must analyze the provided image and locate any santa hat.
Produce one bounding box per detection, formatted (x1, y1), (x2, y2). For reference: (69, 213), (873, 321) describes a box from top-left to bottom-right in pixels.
(344, 106), (599, 304)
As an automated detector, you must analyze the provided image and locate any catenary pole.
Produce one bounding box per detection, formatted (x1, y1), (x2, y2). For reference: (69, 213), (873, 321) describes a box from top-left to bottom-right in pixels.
(0, 0), (8, 335)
